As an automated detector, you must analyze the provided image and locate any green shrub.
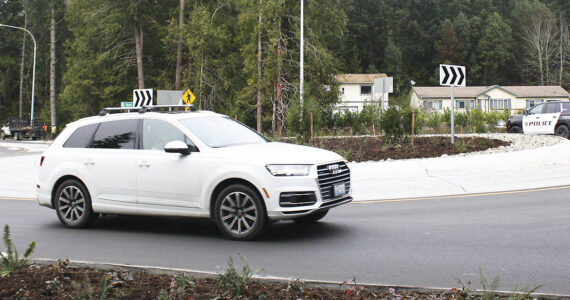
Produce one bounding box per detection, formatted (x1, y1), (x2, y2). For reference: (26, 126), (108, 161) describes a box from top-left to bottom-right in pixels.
(218, 255), (258, 297)
(425, 112), (441, 132)
(469, 109), (486, 133)
(0, 224), (36, 278)
(454, 112), (469, 132)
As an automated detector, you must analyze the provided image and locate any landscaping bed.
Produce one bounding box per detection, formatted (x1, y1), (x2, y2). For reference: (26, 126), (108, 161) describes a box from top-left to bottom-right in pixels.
(296, 136), (511, 162)
(0, 261), (539, 299)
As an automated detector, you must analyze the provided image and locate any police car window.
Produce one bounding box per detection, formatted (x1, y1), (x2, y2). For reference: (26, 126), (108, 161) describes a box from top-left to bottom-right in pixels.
(545, 103), (560, 114)
(63, 123), (99, 148)
(563, 102), (570, 111)
(528, 104), (544, 115)
(142, 119), (195, 151)
(91, 119), (138, 149)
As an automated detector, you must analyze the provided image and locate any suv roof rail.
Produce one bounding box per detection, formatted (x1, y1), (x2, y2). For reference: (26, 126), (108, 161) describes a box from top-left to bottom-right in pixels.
(99, 104), (196, 116)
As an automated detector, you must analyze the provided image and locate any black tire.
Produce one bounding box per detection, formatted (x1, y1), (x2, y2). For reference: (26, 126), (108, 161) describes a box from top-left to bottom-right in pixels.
(14, 131), (20, 140)
(1, 132), (5, 140)
(293, 210), (329, 224)
(214, 184), (267, 240)
(54, 179), (98, 228)
(509, 125), (522, 134)
(555, 125), (569, 139)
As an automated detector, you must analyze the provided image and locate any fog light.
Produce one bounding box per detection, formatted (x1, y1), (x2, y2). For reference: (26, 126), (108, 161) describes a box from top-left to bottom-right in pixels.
(279, 192), (316, 207)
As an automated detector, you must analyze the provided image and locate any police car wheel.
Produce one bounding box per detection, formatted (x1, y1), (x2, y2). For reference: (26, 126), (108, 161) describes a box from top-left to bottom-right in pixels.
(509, 126), (522, 134)
(555, 125), (569, 139)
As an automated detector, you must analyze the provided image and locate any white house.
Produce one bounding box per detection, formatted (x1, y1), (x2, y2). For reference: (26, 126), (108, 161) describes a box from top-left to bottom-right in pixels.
(410, 85), (569, 113)
(335, 74), (391, 112)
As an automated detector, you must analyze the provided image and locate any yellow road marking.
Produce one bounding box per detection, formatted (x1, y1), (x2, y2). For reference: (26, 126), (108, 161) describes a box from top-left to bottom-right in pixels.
(0, 196), (35, 201)
(351, 185), (570, 204)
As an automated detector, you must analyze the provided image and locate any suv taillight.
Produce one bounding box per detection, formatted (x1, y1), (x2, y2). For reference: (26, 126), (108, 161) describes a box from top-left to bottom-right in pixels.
(40, 156), (45, 166)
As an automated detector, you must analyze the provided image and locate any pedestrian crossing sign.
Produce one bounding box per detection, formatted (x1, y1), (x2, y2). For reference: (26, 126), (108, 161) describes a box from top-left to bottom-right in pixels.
(183, 89), (196, 105)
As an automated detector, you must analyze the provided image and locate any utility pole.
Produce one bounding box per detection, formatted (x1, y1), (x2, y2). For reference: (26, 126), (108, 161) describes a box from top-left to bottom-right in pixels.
(0, 24), (37, 125)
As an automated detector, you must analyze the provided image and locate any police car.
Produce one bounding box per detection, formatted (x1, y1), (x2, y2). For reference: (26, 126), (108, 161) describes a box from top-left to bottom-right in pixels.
(37, 105), (352, 240)
(507, 101), (570, 139)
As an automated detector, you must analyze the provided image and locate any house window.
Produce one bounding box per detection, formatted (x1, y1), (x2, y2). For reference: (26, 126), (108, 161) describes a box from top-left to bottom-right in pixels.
(456, 101), (465, 109)
(490, 98), (511, 110)
(423, 100), (442, 110)
(360, 85), (372, 95)
(339, 106), (358, 113)
(526, 99), (544, 108)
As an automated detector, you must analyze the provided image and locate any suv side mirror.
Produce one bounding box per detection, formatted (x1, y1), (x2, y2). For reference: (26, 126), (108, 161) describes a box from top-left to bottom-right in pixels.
(164, 140), (191, 156)
(524, 109), (529, 115)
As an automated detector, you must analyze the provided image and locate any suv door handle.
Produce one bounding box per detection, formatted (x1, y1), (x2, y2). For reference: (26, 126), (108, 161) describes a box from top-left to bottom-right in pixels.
(84, 160), (95, 166)
(138, 162), (151, 168)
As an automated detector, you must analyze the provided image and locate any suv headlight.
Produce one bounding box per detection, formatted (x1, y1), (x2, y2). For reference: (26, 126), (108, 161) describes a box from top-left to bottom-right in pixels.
(266, 164), (311, 176)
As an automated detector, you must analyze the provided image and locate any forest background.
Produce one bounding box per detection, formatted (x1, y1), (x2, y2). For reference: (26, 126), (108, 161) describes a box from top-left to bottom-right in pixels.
(0, 0), (568, 136)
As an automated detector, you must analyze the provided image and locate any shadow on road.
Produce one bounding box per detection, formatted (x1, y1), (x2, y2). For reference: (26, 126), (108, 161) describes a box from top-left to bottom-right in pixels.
(45, 214), (353, 242)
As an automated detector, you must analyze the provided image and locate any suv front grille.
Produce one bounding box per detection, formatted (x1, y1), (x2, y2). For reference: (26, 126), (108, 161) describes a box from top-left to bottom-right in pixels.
(317, 162), (350, 202)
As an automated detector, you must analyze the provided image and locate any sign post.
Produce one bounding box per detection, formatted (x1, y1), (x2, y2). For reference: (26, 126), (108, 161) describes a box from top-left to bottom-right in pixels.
(439, 64), (466, 144)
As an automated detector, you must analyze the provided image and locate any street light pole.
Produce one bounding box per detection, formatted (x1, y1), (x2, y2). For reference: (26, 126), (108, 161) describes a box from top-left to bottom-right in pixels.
(0, 24), (37, 125)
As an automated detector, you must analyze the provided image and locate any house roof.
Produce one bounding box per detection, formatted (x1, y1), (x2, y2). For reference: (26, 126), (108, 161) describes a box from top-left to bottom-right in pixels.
(335, 73), (387, 83)
(413, 85), (569, 99)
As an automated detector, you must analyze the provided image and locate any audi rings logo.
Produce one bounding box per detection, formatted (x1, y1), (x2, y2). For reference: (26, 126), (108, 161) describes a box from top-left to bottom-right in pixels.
(328, 164), (341, 175)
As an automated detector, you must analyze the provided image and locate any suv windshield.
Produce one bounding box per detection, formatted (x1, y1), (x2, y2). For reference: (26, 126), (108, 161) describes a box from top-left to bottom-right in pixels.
(180, 116), (268, 148)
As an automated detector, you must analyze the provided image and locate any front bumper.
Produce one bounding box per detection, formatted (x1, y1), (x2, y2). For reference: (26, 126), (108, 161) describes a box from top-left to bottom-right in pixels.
(267, 195), (352, 220)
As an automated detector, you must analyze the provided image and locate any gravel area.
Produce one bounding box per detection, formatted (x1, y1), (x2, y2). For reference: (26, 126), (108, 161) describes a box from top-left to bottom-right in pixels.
(424, 133), (566, 156)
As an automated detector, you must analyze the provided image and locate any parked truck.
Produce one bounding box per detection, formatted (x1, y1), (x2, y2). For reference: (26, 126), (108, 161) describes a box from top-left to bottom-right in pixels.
(1, 118), (46, 140)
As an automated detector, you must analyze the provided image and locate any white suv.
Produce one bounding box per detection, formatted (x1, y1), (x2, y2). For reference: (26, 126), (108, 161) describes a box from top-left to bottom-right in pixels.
(37, 106), (352, 240)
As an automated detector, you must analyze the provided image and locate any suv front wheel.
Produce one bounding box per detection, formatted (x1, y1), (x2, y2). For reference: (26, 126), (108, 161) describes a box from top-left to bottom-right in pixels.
(214, 184), (267, 240)
(54, 179), (98, 228)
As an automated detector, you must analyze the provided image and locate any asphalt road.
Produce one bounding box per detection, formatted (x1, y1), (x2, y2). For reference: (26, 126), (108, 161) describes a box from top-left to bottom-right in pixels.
(1, 187), (569, 295)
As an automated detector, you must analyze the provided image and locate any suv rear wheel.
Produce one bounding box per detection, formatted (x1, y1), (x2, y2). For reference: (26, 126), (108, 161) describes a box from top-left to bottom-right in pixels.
(555, 125), (569, 139)
(214, 184), (267, 240)
(54, 179), (98, 228)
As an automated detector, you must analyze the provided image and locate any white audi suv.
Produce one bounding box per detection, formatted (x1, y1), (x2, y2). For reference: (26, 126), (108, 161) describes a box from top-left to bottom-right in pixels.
(37, 106), (352, 240)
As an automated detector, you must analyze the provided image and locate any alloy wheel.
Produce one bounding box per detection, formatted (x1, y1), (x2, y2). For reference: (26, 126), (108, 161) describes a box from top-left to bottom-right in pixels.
(58, 185), (86, 223)
(219, 191), (258, 236)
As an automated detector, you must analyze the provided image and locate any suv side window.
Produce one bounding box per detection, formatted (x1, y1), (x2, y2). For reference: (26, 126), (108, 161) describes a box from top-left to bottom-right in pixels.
(91, 119), (138, 149)
(63, 123), (99, 148)
(142, 119), (196, 151)
(545, 103), (561, 114)
(562, 102), (570, 112)
(528, 104), (544, 115)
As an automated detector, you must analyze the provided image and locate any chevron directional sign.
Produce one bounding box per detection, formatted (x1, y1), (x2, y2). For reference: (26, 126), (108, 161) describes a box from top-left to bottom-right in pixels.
(133, 89), (153, 107)
(439, 64), (466, 87)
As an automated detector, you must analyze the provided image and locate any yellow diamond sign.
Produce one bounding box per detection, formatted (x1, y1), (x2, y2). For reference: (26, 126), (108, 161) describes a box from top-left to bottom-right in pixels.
(182, 89), (196, 105)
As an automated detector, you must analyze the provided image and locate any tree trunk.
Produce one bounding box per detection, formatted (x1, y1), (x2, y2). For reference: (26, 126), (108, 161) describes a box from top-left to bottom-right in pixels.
(18, 15), (27, 119)
(133, 1), (144, 89)
(50, 4), (57, 129)
(558, 13), (565, 86)
(256, 0), (263, 133)
(175, 0), (184, 90)
(275, 38), (283, 137)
